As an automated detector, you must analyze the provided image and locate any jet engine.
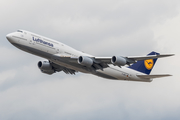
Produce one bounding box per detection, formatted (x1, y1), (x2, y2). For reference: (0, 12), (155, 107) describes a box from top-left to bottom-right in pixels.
(78, 56), (93, 67)
(38, 61), (55, 75)
(111, 56), (127, 66)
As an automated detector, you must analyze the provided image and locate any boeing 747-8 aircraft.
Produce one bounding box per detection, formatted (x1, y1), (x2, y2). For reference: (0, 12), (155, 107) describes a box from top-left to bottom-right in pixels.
(6, 30), (174, 82)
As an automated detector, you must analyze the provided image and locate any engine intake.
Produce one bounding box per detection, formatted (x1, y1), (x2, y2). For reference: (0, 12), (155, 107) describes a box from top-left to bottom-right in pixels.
(38, 61), (55, 75)
(78, 56), (93, 67)
(111, 56), (127, 66)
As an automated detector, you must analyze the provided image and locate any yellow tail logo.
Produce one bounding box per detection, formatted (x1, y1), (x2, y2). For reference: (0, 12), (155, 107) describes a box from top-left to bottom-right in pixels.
(144, 59), (154, 70)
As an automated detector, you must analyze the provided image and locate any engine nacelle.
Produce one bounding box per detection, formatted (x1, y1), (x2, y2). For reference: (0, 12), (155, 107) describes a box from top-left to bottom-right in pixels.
(78, 56), (93, 67)
(111, 56), (127, 66)
(38, 61), (55, 75)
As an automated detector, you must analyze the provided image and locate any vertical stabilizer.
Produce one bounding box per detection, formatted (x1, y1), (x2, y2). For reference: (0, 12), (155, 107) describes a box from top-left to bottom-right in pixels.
(128, 51), (160, 75)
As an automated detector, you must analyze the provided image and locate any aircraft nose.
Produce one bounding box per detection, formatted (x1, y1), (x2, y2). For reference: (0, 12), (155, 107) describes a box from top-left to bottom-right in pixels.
(6, 33), (11, 39)
(6, 33), (13, 43)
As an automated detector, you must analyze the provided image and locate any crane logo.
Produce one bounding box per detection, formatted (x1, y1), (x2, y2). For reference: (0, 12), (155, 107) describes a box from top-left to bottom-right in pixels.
(144, 59), (154, 70)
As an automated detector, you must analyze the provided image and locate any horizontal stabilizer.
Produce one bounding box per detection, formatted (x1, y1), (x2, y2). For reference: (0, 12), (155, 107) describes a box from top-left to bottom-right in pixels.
(137, 74), (172, 79)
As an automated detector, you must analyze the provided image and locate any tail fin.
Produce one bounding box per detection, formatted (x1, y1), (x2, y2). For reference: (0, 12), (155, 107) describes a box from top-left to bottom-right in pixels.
(128, 51), (160, 75)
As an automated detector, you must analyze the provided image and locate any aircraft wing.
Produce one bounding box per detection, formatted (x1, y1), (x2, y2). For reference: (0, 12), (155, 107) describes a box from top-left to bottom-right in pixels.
(94, 54), (174, 63)
(50, 62), (77, 74)
(51, 53), (174, 71)
(126, 54), (174, 61)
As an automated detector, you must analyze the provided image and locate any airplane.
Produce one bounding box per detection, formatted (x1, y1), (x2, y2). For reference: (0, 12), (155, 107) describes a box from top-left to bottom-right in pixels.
(6, 29), (174, 82)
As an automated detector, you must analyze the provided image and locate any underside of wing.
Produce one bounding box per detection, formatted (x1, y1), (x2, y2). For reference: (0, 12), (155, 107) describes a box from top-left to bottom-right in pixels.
(51, 62), (77, 75)
(137, 74), (172, 79)
(51, 54), (111, 71)
(93, 57), (112, 63)
(127, 54), (174, 61)
(51, 52), (174, 72)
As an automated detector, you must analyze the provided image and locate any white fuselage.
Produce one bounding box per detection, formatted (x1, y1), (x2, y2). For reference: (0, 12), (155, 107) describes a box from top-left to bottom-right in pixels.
(6, 30), (151, 82)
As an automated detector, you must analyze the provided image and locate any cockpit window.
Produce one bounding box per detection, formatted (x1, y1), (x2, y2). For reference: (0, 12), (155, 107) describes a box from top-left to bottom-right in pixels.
(17, 30), (23, 33)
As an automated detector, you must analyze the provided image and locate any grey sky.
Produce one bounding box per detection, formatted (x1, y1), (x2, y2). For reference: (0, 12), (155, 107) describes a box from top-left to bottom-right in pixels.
(0, 0), (179, 120)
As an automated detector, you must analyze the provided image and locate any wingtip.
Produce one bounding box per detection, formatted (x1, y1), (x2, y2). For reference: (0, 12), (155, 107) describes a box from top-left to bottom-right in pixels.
(159, 53), (175, 57)
(167, 54), (175, 57)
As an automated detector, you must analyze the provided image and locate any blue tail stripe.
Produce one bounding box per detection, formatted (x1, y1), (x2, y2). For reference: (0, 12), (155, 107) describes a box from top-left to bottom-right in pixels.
(128, 51), (160, 75)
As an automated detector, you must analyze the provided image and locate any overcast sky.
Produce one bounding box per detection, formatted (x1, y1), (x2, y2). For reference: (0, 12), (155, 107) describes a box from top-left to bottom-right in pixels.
(0, 0), (180, 120)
